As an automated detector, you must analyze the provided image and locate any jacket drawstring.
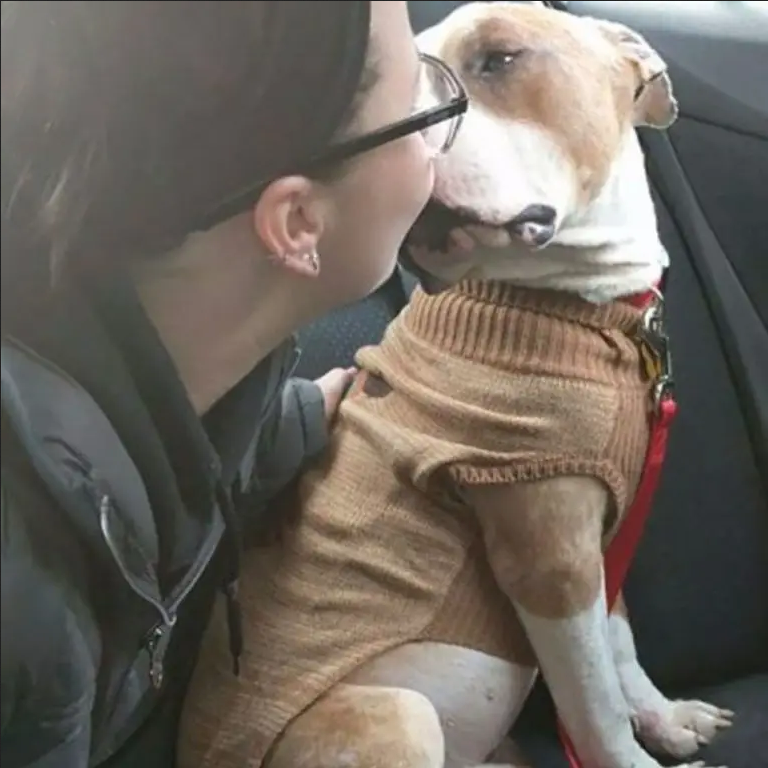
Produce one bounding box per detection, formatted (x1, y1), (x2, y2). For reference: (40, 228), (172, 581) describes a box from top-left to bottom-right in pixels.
(215, 482), (243, 676)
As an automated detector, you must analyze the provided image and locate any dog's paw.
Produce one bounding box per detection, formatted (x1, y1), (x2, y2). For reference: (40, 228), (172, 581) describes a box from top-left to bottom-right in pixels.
(633, 699), (733, 758)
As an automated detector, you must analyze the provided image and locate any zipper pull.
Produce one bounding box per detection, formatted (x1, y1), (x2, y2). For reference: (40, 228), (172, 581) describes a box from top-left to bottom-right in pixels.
(145, 617), (176, 690)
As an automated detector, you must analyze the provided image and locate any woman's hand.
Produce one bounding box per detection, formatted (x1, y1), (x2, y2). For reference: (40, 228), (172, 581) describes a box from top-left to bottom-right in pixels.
(315, 367), (357, 423)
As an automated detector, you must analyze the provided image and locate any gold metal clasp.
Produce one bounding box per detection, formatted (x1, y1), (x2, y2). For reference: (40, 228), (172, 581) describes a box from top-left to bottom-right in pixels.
(635, 287), (674, 409)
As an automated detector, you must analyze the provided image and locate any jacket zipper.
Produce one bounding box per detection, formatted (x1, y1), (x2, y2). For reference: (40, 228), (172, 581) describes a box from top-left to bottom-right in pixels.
(6, 338), (226, 689)
(4, 336), (229, 763)
(145, 620), (176, 689)
(98, 491), (222, 689)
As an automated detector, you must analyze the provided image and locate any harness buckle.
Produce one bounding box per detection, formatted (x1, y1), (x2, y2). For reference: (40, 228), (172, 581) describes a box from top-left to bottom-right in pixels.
(636, 287), (674, 411)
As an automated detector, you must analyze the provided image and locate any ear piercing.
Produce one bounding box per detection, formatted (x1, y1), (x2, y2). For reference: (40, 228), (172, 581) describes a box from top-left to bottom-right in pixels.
(304, 249), (320, 274)
(271, 248), (321, 273)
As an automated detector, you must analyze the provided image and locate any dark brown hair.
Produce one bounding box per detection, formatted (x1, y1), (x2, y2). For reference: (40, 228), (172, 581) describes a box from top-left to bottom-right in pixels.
(1, 1), (375, 325)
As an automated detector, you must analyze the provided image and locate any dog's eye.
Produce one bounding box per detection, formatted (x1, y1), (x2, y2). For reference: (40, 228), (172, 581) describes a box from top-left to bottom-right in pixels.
(478, 50), (521, 76)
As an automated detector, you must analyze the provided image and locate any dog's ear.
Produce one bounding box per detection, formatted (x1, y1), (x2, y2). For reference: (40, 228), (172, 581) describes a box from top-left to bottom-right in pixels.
(593, 19), (678, 130)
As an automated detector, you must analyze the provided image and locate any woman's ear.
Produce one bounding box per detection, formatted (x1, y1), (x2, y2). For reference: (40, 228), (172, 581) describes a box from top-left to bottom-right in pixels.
(592, 18), (679, 130)
(252, 175), (327, 277)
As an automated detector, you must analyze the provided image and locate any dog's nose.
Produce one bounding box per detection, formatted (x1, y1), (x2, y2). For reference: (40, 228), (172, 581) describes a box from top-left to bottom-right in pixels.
(507, 204), (557, 248)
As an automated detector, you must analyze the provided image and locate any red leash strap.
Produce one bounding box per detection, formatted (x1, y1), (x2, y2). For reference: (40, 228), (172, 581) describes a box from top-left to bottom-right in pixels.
(556, 288), (678, 768)
(603, 396), (677, 605)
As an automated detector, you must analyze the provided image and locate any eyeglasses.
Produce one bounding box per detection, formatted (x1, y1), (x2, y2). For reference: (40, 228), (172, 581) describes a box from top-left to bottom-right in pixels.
(307, 52), (468, 166)
(198, 53), (467, 231)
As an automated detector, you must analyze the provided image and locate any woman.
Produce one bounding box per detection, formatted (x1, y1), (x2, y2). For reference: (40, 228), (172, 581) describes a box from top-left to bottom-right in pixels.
(0, 2), (466, 767)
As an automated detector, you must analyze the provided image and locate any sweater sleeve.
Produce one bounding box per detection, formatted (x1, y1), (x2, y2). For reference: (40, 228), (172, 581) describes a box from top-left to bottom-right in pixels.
(252, 377), (328, 499)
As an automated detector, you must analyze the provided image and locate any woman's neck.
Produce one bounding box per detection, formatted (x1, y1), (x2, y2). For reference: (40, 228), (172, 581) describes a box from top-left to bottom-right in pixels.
(131, 218), (323, 414)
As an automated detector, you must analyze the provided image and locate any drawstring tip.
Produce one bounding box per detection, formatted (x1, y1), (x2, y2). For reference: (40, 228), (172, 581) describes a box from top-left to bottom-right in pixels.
(223, 579), (244, 678)
(217, 482), (244, 677)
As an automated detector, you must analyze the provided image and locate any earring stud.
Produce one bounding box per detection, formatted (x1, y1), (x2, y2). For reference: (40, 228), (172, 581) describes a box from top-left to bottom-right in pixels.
(304, 249), (320, 273)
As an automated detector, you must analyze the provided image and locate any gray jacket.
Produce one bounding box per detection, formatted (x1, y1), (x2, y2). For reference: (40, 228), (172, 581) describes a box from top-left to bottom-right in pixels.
(1, 280), (327, 768)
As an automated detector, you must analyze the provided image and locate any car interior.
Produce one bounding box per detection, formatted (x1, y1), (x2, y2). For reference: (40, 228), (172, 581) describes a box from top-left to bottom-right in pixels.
(294, 2), (768, 766)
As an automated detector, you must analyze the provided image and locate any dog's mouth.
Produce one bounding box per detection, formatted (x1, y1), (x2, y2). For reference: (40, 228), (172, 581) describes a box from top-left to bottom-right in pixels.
(406, 199), (495, 253)
(405, 199), (557, 254)
(401, 199), (558, 292)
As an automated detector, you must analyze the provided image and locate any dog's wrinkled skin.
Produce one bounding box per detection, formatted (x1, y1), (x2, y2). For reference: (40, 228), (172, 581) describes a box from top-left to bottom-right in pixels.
(220, 6), (734, 768)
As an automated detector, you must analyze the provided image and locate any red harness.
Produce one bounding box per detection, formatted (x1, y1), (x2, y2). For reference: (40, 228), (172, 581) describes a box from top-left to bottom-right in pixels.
(557, 285), (678, 768)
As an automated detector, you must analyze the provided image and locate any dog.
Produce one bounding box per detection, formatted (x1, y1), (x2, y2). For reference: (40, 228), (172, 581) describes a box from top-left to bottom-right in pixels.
(178, 4), (734, 767)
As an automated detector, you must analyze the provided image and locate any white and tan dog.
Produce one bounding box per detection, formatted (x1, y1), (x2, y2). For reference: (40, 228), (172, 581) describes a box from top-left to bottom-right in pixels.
(179, 4), (733, 768)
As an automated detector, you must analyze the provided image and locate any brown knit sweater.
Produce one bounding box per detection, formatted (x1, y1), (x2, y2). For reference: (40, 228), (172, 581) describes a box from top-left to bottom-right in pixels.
(178, 281), (653, 768)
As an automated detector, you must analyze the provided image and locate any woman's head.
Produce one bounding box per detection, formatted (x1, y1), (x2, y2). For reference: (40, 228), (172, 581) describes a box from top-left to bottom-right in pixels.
(2, 1), (464, 321)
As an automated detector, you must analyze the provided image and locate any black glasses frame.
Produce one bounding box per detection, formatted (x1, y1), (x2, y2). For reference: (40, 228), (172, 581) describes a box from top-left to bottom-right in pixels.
(198, 52), (468, 231)
(304, 53), (468, 170)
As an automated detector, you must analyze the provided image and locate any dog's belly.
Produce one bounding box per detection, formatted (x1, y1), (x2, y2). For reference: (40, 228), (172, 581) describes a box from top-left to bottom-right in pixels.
(346, 641), (537, 766)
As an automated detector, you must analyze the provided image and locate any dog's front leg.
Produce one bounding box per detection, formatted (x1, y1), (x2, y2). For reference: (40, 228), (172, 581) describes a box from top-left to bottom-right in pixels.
(465, 477), (662, 768)
(609, 596), (733, 759)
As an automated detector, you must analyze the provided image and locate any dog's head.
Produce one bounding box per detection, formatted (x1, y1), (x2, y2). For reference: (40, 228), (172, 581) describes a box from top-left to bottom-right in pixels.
(406, 2), (677, 279)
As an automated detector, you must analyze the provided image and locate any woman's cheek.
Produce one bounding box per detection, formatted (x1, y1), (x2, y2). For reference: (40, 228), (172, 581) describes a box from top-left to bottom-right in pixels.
(399, 134), (436, 227)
